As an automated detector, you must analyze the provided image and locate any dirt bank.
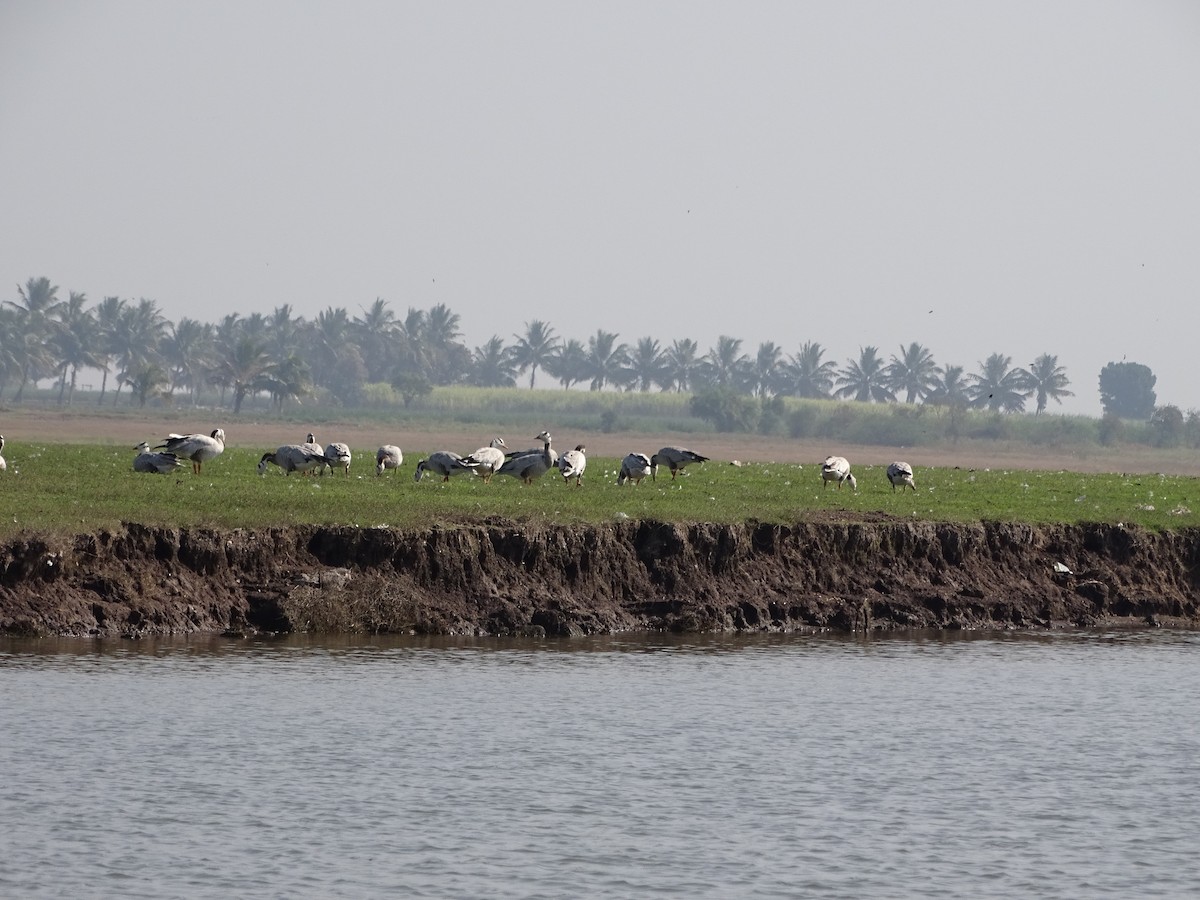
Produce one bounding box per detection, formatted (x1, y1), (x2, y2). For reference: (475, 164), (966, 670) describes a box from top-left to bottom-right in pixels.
(2, 515), (1198, 638)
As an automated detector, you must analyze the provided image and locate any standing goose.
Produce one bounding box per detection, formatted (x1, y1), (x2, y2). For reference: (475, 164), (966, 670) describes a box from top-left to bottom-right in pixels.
(557, 444), (587, 486)
(375, 445), (403, 476)
(650, 446), (709, 481)
(887, 461), (916, 492)
(258, 444), (330, 476)
(133, 441), (183, 474)
(155, 428), (226, 474)
(461, 437), (507, 483)
(324, 442), (352, 476)
(497, 431), (555, 484)
(414, 451), (479, 482)
(822, 455), (856, 491)
(0, 434), (6, 473)
(618, 452), (652, 486)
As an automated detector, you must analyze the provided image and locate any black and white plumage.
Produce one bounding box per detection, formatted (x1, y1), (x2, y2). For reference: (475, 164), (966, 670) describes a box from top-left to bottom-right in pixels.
(650, 446), (709, 481)
(887, 461), (916, 492)
(618, 452), (653, 486)
(155, 428), (226, 474)
(414, 451), (478, 483)
(133, 441), (183, 474)
(497, 431), (555, 484)
(258, 444), (331, 476)
(557, 444), (587, 486)
(821, 455), (856, 490)
(324, 442), (352, 476)
(375, 445), (403, 476)
(0, 434), (6, 473)
(461, 437), (507, 483)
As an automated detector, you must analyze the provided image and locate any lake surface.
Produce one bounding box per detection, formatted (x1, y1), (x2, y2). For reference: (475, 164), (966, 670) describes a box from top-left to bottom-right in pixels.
(2, 629), (1198, 899)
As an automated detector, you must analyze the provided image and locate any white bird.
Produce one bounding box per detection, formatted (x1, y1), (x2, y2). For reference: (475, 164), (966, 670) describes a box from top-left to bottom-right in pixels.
(557, 444), (587, 486)
(822, 455), (856, 491)
(414, 451), (479, 482)
(618, 452), (653, 486)
(324, 442), (352, 476)
(0, 434), (8, 472)
(133, 441), (183, 474)
(651, 446), (709, 481)
(258, 444), (330, 476)
(497, 431), (555, 484)
(375, 445), (403, 476)
(155, 428), (226, 474)
(461, 437), (507, 483)
(887, 461), (916, 492)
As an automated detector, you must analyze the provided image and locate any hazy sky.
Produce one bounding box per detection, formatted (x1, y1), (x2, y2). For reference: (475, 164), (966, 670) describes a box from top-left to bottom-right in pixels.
(3, 1), (1198, 416)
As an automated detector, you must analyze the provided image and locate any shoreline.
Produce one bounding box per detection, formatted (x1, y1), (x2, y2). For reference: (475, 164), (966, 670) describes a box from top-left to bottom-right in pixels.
(2, 517), (1198, 638)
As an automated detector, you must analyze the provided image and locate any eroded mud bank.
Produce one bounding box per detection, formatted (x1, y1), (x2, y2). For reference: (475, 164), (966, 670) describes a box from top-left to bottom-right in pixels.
(2, 517), (1199, 638)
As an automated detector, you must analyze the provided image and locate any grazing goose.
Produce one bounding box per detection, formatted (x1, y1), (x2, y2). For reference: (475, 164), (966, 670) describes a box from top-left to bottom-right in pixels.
(155, 428), (226, 474)
(557, 444), (587, 486)
(618, 452), (653, 486)
(133, 441), (183, 474)
(496, 431), (555, 484)
(324, 442), (352, 476)
(650, 446), (709, 481)
(461, 437), (507, 483)
(375, 445), (403, 476)
(414, 451), (479, 482)
(822, 455), (856, 491)
(258, 444), (330, 476)
(887, 461), (916, 492)
(0, 434), (6, 472)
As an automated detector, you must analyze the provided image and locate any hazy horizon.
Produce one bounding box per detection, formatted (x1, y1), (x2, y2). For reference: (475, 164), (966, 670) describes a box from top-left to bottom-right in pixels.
(3, 2), (1198, 416)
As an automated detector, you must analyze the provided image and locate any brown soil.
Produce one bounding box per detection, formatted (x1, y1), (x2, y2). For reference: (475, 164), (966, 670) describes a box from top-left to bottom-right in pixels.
(3, 408), (1198, 639)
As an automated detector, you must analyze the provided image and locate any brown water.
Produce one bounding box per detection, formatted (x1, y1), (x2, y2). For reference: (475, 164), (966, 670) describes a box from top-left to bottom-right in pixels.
(2, 630), (1198, 898)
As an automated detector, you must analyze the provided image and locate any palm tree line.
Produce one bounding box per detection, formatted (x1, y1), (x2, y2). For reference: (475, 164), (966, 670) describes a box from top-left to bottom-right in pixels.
(2, 276), (1074, 414)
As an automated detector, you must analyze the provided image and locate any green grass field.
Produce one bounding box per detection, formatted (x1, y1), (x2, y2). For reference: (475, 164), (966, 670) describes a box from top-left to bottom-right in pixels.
(1, 439), (1198, 539)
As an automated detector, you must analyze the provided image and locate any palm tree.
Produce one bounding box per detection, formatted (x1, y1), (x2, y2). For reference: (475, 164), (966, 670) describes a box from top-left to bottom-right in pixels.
(926, 364), (971, 408)
(624, 337), (670, 392)
(267, 304), (303, 362)
(699, 336), (748, 390)
(884, 342), (939, 404)
(967, 353), (1030, 412)
(662, 338), (701, 392)
(1020, 353), (1073, 414)
(6, 276), (64, 401)
(471, 336), (519, 387)
(353, 297), (398, 382)
(120, 361), (169, 408)
(259, 353), (312, 412)
(583, 330), (629, 391)
(92, 296), (127, 406)
(509, 320), (559, 389)
(546, 338), (587, 389)
(748, 342), (784, 398)
(161, 318), (215, 404)
(0, 306), (23, 400)
(784, 341), (836, 399)
(51, 292), (101, 406)
(111, 299), (168, 404)
(214, 336), (273, 414)
(835, 346), (896, 403)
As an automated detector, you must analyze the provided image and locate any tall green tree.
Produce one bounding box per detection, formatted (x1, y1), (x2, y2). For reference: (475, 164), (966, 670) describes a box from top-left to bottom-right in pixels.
(700, 336), (749, 390)
(51, 291), (101, 406)
(784, 341), (836, 399)
(471, 336), (518, 387)
(92, 296), (127, 406)
(546, 338), (587, 389)
(583, 330), (629, 391)
(835, 346), (895, 403)
(6, 276), (64, 401)
(510, 320), (559, 389)
(111, 298), (168, 405)
(747, 342), (784, 398)
(161, 317), (215, 405)
(662, 339), (701, 392)
(926, 364), (971, 408)
(624, 337), (670, 392)
(1098, 361), (1157, 419)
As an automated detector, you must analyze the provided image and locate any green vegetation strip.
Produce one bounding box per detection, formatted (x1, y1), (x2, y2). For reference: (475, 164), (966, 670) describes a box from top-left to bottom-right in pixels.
(1, 441), (1198, 539)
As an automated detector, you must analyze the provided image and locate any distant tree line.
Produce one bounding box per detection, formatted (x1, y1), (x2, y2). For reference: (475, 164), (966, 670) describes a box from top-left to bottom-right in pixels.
(0, 276), (1173, 425)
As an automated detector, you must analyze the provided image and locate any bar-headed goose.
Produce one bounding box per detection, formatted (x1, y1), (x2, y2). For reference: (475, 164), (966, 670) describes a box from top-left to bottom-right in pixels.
(650, 446), (709, 481)
(414, 451), (479, 482)
(0, 434), (6, 472)
(618, 452), (652, 486)
(461, 437), (507, 483)
(133, 441), (183, 474)
(497, 431), (555, 484)
(324, 442), (352, 476)
(887, 461), (916, 492)
(376, 445), (403, 476)
(155, 428), (226, 474)
(557, 444), (587, 486)
(822, 455), (856, 490)
(258, 444), (330, 476)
